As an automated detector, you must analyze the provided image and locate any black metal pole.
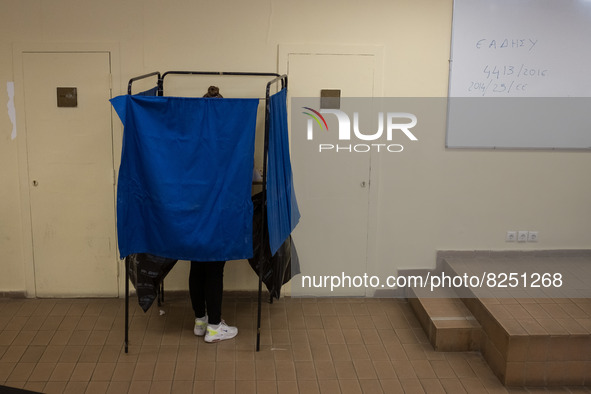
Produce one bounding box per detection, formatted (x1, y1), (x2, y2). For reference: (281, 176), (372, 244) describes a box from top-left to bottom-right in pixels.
(256, 75), (288, 351)
(159, 71), (280, 96)
(127, 71), (161, 95)
(257, 88), (271, 352)
(124, 257), (129, 353)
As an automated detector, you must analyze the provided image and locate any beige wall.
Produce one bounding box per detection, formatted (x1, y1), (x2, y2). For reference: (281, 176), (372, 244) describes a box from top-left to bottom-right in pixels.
(1, 0), (589, 295)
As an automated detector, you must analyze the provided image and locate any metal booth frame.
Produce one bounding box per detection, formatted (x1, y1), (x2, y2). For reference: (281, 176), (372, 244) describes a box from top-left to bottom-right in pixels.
(124, 71), (288, 353)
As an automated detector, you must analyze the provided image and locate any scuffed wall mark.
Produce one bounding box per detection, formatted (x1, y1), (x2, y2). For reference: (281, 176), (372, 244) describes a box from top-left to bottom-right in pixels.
(7, 82), (17, 140)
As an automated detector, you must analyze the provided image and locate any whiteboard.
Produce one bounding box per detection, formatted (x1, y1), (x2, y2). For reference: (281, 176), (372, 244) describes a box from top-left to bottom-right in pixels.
(447, 0), (591, 149)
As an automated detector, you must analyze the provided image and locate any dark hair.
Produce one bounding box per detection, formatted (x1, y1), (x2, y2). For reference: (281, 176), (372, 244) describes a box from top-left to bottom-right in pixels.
(203, 86), (223, 98)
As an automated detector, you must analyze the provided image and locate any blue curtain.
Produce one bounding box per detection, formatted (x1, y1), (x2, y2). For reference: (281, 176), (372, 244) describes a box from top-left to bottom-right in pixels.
(110, 95), (259, 261)
(267, 88), (300, 255)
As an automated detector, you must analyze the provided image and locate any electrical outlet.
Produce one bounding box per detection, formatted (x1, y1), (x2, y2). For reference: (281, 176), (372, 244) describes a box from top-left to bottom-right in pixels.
(528, 231), (538, 242)
(506, 231), (516, 242)
(517, 231), (528, 242)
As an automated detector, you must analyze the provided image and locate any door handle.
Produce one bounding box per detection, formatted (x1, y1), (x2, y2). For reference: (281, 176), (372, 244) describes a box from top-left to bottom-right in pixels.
(360, 181), (367, 188)
(32, 180), (38, 187)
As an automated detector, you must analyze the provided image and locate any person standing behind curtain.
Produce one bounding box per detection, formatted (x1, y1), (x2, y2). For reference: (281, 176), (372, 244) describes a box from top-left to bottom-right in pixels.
(189, 85), (238, 343)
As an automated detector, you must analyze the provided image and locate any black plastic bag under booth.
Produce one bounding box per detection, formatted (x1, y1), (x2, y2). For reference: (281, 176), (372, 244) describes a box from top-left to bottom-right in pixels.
(126, 253), (177, 312)
(248, 192), (300, 301)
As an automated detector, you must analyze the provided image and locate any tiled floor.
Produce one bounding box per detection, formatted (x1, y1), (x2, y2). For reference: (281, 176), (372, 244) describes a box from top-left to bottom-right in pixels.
(0, 294), (590, 394)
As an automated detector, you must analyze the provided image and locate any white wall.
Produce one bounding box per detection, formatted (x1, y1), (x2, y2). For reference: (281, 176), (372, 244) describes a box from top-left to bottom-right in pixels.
(0, 0), (589, 295)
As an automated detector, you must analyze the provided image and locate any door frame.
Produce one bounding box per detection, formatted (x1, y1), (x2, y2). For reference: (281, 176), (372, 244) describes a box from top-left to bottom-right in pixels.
(278, 44), (384, 96)
(278, 44), (384, 296)
(13, 42), (122, 297)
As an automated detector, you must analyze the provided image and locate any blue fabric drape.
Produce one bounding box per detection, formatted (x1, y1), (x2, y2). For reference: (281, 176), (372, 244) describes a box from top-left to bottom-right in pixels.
(110, 95), (259, 261)
(267, 88), (300, 255)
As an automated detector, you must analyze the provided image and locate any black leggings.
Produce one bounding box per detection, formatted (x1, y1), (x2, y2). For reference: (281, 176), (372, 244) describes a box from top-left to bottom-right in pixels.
(189, 260), (226, 325)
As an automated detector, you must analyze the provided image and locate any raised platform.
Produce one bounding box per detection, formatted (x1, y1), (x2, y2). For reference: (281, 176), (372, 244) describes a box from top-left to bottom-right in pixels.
(407, 250), (591, 387)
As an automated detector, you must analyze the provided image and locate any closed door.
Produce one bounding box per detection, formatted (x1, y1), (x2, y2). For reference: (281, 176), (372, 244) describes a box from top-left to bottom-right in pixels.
(287, 53), (375, 296)
(22, 52), (118, 297)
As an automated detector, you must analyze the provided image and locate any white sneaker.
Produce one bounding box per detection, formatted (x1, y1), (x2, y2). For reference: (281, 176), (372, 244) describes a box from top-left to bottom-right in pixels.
(204, 320), (238, 343)
(194, 316), (208, 336)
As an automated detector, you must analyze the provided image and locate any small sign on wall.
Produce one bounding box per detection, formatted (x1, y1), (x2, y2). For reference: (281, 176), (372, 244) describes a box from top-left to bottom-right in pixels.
(57, 87), (77, 107)
(320, 89), (340, 109)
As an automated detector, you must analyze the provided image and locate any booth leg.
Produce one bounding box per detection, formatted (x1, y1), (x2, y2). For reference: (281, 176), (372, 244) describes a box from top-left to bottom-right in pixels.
(124, 258), (129, 354)
(256, 269), (262, 351)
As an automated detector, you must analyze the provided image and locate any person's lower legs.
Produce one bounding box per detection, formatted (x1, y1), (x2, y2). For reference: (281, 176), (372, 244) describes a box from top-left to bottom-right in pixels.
(203, 261), (226, 325)
(190, 260), (236, 342)
(189, 261), (207, 318)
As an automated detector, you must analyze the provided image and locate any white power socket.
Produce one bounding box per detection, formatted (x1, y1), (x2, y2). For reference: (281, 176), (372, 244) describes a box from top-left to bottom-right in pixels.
(517, 231), (528, 242)
(528, 231), (538, 242)
(506, 231), (516, 242)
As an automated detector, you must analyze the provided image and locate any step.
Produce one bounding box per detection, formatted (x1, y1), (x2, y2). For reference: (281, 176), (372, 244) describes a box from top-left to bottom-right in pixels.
(435, 251), (591, 386)
(408, 287), (482, 352)
(404, 270), (482, 352)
